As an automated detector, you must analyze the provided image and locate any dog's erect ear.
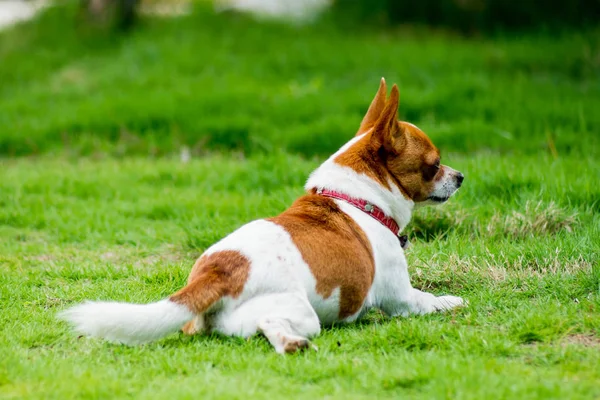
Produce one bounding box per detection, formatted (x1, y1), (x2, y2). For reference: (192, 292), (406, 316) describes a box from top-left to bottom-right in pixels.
(356, 78), (387, 136)
(371, 84), (405, 151)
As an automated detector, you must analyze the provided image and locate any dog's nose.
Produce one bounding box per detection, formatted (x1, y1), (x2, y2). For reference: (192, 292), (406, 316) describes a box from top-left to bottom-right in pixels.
(456, 173), (464, 187)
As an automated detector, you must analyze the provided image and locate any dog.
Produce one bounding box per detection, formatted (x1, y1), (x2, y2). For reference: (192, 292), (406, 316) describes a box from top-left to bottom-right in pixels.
(59, 79), (465, 353)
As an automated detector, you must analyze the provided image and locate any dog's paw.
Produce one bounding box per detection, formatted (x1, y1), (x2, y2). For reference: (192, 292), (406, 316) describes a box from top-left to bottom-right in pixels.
(181, 315), (204, 336)
(434, 295), (466, 311)
(283, 337), (311, 354)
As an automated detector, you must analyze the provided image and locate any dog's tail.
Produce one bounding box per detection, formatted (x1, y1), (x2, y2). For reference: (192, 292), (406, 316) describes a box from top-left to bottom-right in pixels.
(58, 299), (194, 345)
(58, 270), (227, 345)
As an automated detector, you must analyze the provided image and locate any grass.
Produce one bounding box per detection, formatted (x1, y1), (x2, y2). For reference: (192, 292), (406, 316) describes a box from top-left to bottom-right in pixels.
(0, 4), (599, 158)
(0, 2), (599, 399)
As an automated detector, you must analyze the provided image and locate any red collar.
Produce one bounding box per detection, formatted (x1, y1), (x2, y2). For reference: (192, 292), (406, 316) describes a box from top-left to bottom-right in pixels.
(317, 188), (401, 237)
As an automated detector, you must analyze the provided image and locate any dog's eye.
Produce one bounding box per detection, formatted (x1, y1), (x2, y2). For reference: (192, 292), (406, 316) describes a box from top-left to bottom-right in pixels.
(423, 163), (439, 181)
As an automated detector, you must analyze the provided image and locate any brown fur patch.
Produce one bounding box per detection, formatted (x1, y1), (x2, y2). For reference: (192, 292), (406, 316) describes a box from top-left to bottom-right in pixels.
(170, 250), (250, 314)
(385, 121), (441, 201)
(269, 195), (375, 320)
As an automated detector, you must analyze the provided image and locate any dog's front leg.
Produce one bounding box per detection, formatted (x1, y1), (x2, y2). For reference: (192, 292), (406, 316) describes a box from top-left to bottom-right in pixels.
(377, 258), (465, 317)
(402, 288), (464, 316)
(381, 288), (465, 318)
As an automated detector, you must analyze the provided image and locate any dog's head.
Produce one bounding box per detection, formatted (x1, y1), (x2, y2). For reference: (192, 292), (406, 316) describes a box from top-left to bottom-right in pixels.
(341, 79), (463, 205)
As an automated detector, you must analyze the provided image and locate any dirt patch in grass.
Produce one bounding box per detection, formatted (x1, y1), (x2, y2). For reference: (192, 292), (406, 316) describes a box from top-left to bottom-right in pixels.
(487, 201), (578, 240)
(409, 201), (578, 242)
(132, 248), (190, 269)
(409, 253), (593, 292)
(562, 334), (600, 347)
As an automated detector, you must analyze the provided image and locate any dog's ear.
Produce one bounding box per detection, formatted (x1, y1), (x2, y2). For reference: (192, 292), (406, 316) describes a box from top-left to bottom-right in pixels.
(371, 84), (405, 151)
(357, 78), (387, 136)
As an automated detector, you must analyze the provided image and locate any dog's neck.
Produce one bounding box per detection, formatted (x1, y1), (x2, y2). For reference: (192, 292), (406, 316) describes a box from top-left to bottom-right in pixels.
(305, 135), (414, 232)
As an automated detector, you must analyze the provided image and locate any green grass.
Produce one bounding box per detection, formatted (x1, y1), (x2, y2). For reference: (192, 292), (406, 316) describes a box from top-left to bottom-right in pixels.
(1, 3), (599, 399)
(0, 4), (598, 158)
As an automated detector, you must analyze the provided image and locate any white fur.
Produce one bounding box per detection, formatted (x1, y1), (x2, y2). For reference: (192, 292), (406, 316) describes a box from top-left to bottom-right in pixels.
(58, 299), (193, 345)
(305, 134), (414, 231)
(197, 219), (328, 332)
(431, 165), (462, 200)
(60, 133), (463, 350)
(191, 219), (323, 353)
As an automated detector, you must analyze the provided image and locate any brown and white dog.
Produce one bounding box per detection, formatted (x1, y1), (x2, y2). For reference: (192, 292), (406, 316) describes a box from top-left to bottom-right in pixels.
(60, 79), (465, 353)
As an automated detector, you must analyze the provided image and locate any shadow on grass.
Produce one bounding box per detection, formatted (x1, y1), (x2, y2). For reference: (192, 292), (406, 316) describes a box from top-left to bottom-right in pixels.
(408, 214), (457, 242)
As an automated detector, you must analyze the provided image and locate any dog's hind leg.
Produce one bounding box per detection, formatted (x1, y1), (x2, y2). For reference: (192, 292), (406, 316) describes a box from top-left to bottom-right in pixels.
(181, 314), (205, 335)
(258, 317), (312, 354)
(213, 292), (321, 354)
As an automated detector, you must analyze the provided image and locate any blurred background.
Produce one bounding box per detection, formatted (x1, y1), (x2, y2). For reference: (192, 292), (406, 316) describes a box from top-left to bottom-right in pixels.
(0, 0), (597, 160)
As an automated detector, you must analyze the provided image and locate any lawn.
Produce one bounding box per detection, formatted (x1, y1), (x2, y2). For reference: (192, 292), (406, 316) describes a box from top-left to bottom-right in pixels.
(0, 3), (599, 399)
